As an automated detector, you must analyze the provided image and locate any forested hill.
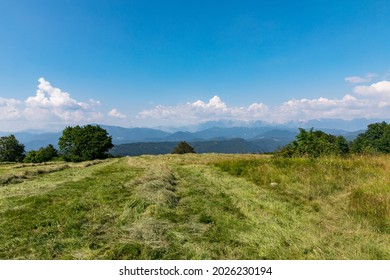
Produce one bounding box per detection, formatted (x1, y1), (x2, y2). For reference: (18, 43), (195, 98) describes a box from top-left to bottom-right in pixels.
(110, 138), (290, 156)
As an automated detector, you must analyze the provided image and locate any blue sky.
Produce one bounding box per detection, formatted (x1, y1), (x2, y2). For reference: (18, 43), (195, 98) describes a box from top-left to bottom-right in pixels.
(0, 0), (389, 131)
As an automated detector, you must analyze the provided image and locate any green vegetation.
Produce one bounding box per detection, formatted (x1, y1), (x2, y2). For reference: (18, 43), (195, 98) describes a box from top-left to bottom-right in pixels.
(275, 128), (349, 158)
(0, 154), (389, 259)
(110, 138), (275, 157)
(0, 134), (25, 162)
(172, 141), (195, 154)
(24, 144), (59, 163)
(59, 125), (113, 162)
(351, 121), (390, 154)
(277, 122), (390, 158)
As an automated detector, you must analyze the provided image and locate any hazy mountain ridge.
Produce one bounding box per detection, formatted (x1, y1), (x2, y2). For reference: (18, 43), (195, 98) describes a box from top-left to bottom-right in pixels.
(0, 118), (379, 152)
(0, 125), (301, 152)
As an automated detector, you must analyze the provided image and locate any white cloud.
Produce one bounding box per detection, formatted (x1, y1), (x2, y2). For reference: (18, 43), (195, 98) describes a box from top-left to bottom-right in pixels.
(1, 77), (390, 132)
(138, 95), (269, 124)
(192, 96), (227, 110)
(274, 80), (390, 122)
(23, 78), (102, 123)
(26, 78), (95, 111)
(345, 73), (376, 84)
(354, 80), (390, 98)
(0, 98), (22, 120)
(274, 95), (370, 122)
(138, 80), (390, 126)
(0, 78), (103, 131)
(108, 108), (127, 119)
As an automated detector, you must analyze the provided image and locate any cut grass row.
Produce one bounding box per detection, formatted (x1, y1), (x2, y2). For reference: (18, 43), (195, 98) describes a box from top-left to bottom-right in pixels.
(0, 154), (389, 259)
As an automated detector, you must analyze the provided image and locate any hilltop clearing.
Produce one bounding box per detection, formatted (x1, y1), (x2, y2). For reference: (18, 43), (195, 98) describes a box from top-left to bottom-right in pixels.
(0, 154), (389, 259)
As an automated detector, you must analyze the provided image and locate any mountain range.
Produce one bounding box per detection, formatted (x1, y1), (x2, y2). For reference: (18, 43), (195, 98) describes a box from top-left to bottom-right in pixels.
(0, 118), (371, 154)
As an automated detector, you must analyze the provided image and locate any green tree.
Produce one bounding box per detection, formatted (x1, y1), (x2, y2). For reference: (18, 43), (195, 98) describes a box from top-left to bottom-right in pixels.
(24, 144), (59, 163)
(58, 125), (113, 162)
(40, 144), (59, 161)
(24, 150), (38, 163)
(351, 122), (390, 154)
(172, 141), (195, 154)
(0, 134), (25, 162)
(276, 128), (349, 158)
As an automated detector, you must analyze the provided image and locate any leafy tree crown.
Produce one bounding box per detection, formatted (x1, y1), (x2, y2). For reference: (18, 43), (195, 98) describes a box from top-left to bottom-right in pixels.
(24, 144), (59, 163)
(0, 134), (25, 162)
(172, 141), (195, 154)
(276, 128), (349, 158)
(58, 125), (113, 161)
(351, 122), (390, 154)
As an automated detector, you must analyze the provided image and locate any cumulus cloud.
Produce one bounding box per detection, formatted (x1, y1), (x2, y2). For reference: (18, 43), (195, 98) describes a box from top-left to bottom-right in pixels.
(0, 78), (103, 131)
(0, 98), (22, 120)
(354, 80), (390, 98)
(2, 76), (390, 131)
(26, 78), (83, 109)
(192, 96), (227, 110)
(23, 78), (103, 123)
(138, 80), (390, 125)
(138, 95), (269, 124)
(345, 73), (376, 84)
(274, 80), (390, 121)
(108, 108), (127, 119)
(352, 80), (390, 109)
(275, 95), (370, 122)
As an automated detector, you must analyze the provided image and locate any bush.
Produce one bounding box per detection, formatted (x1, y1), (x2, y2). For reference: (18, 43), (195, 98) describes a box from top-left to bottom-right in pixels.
(24, 144), (59, 163)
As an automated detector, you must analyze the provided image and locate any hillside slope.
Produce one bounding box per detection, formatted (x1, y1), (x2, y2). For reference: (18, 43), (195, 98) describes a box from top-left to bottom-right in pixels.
(110, 138), (291, 156)
(0, 155), (389, 259)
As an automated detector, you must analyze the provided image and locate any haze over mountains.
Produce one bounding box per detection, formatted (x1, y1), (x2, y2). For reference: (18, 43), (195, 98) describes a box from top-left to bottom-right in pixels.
(0, 118), (376, 154)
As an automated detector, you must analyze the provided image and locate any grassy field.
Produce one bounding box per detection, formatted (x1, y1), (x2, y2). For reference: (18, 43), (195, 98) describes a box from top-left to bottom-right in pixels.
(0, 154), (389, 259)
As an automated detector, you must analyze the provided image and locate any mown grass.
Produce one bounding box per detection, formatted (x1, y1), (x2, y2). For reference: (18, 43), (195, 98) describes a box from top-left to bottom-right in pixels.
(0, 154), (389, 259)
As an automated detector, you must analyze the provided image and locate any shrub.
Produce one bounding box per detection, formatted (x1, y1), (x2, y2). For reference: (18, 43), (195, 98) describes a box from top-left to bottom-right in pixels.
(24, 144), (59, 163)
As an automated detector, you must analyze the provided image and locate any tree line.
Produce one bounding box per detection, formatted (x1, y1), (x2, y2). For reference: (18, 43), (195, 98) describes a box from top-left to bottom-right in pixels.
(0, 125), (113, 163)
(275, 121), (390, 158)
(0, 124), (195, 163)
(0, 122), (389, 163)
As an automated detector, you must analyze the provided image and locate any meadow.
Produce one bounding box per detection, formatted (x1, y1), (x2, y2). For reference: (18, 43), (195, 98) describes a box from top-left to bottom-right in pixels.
(0, 154), (389, 259)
